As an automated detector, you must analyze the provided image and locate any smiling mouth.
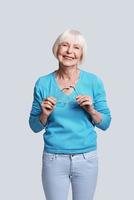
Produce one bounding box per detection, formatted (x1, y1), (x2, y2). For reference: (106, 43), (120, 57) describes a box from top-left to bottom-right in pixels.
(63, 56), (74, 60)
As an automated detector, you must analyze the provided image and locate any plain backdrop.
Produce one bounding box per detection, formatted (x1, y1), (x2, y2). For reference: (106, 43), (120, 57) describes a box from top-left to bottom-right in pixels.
(0, 0), (134, 199)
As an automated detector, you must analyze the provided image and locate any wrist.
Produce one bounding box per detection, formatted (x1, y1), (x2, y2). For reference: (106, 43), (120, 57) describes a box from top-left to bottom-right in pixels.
(87, 106), (96, 115)
(39, 113), (48, 125)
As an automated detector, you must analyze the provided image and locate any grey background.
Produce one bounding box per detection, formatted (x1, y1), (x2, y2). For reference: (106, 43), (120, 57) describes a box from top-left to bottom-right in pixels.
(0, 0), (134, 199)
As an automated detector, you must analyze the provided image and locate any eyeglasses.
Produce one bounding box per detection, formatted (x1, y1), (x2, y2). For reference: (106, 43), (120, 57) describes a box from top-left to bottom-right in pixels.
(56, 86), (80, 108)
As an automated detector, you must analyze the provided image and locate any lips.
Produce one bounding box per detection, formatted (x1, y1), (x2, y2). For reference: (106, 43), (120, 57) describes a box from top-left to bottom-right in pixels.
(63, 56), (74, 59)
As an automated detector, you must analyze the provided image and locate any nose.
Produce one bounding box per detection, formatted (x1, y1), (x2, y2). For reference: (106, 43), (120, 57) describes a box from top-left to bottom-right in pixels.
(67, 45), (73, 54)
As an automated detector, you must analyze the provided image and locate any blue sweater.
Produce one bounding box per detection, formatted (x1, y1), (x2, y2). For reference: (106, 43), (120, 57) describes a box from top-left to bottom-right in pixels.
(29, 69), (111, 154)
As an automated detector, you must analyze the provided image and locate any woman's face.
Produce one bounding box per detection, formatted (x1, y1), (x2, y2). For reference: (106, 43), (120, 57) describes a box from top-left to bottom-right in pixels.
(57, 35), (83, 67)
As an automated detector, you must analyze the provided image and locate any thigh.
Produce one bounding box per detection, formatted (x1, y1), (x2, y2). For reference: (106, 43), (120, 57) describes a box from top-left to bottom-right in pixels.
(42, 152), (70, 200)
(71, 151), (98, 200)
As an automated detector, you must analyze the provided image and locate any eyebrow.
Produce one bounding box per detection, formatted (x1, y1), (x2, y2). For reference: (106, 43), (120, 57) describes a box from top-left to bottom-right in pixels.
(60, 42), (81, 47)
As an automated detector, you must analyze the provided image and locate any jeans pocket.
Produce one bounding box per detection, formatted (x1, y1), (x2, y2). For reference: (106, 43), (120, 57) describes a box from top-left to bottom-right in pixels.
(43, 152), (56, 161)
(83, 151), (98, 163)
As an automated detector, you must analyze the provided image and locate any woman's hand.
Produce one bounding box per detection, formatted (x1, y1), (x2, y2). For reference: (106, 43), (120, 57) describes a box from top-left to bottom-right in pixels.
(41, 96), (57, 117)
(39, 96), (56, 125)
(76, 95), (94, 113)
(76, 95), (102, 124)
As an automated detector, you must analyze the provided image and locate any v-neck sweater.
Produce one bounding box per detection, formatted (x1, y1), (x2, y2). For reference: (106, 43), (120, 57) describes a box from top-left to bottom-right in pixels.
(29, 69), (111, 154)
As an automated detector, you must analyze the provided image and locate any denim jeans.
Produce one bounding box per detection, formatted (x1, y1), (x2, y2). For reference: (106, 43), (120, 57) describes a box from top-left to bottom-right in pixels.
(42, 150), (98, 200)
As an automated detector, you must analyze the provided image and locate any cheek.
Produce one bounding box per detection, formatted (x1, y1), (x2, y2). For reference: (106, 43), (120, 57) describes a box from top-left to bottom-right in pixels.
(76, 53), (82, 62)
(57, 51), (66, 60)
(57, 49), (64, 60)
(57, 54), (63, 62)
(79, 54), (83, 62)
(57, 49), (62, 56)
(76, 50), (82, 59)
(58, 47), (67, 55)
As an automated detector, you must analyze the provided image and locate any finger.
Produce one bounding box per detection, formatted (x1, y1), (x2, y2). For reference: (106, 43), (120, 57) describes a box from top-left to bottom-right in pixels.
(76, 95), (83, 99)
(77, 97), (91, 104)
(42, 100), (52, 107)
(79, 100), (89, 106)
(79, 97), (93, 105)
(76, 95), (90, 100)
(47, 97), (57, 105)
(43, 103), (53, 110)
(42, 102), (53, 109)
(80, 101), (92, 106)
(76, 96), (85, 103)
(42, 99), (56, 106)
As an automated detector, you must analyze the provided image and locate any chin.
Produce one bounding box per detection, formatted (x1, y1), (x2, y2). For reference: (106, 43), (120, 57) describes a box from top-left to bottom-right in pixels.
(62, 61), (78, 67)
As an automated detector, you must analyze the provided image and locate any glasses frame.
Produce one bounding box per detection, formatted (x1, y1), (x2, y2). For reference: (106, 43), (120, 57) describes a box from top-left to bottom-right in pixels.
(56, 85), (79, 108)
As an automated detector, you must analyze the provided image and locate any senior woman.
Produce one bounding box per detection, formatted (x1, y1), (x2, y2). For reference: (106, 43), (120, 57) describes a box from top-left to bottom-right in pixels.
(29, 29), (111, 200)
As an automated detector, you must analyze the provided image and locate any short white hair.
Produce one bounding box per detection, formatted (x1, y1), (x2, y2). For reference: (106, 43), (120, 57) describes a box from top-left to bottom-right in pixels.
(52, 29), (87, 64)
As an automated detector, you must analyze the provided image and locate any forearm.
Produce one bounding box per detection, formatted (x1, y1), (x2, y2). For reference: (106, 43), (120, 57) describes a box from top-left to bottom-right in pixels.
(29, 114), (47, 133)
(87, 107), (102, 124)
(39, 113), (48, 125)
(87, 106), (111, 130)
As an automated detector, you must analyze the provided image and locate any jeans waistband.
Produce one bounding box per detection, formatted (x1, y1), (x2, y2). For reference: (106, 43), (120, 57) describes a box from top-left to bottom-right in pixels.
(43, 150), (97, 158)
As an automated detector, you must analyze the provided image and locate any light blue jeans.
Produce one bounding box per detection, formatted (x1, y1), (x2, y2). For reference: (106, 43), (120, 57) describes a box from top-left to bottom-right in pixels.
(42, 150), (98, 200)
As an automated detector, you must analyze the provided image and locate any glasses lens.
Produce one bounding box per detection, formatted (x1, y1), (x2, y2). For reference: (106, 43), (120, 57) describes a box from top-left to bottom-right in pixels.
(56, 86), (79, 108)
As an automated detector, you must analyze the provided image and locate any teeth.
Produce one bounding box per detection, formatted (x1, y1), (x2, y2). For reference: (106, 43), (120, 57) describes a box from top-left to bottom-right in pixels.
(64, 56), (73, 59)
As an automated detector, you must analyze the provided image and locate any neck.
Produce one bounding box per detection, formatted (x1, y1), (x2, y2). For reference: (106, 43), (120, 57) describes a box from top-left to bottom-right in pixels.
(56, 65), (79, 81)
(55, 66), (80, 88)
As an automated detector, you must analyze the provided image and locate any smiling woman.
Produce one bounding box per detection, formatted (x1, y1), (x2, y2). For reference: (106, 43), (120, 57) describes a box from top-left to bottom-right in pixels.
(57, 41), (82, 68)
(52, 29), (87, 64)
(29, 29), (111, 200)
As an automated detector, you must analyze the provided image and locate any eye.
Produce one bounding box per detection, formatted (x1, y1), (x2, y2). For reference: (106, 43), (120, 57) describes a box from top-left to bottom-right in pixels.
(74, 46), (80, 50)
(60, 43), (68, 47)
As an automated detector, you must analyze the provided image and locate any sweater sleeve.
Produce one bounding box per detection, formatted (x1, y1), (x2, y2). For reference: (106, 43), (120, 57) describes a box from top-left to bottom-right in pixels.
(29, 78), (47, 133)
(93, 77), (111, 131)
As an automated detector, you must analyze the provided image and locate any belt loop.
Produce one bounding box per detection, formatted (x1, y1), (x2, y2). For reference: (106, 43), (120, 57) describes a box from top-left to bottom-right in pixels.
(83, 153), (86, 159)
(70, 154), (73, 160)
